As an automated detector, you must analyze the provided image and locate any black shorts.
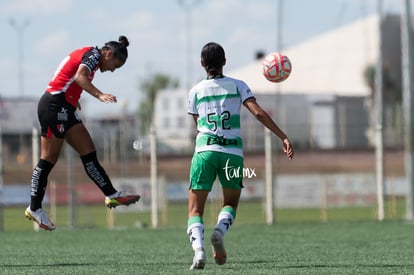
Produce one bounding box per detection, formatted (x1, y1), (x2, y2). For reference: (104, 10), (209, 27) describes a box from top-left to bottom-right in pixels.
(37, 92), (82, 138)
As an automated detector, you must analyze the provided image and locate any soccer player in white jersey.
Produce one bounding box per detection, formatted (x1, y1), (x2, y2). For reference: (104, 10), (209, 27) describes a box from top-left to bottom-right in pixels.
(186, 42), (294, 269)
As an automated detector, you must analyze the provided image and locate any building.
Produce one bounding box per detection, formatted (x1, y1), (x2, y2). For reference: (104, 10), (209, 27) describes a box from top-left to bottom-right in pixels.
(153, 88), (194, 153)
(0, 97), (38, 163)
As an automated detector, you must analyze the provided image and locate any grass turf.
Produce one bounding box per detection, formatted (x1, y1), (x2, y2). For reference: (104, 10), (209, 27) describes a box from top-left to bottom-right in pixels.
(3, 198), (406, 231)
(1, 221), (414, 274)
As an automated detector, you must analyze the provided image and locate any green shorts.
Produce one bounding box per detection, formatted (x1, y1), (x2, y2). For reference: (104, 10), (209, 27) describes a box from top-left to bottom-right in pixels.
(189, 151), (244, 191)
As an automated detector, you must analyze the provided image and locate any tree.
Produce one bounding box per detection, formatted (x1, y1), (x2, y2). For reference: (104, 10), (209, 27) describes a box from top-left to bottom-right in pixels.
(364, 63), (403, 147)
(138, 73), (179, 135)
(363, 64), (401, 104)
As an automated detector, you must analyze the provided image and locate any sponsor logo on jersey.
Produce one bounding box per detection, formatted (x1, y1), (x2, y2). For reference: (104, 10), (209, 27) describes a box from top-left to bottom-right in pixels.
(207, 136), (237, 146)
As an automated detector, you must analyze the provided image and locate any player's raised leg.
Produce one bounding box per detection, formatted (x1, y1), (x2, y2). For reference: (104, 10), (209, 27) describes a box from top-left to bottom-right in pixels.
(65, 123), (140, 209)
(211, 188), (240, 265)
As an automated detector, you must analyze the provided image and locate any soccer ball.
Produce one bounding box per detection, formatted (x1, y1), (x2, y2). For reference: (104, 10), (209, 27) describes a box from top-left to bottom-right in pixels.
(262, 52), (292, 83)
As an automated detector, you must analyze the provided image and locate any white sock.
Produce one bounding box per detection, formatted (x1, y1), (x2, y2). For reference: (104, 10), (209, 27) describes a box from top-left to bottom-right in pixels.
(187, 218), (204, 251)
(215, 207), (235, 237)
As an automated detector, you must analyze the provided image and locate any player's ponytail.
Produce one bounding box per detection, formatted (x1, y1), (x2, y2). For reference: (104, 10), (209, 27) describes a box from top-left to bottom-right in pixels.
(102, 35), (129, 63)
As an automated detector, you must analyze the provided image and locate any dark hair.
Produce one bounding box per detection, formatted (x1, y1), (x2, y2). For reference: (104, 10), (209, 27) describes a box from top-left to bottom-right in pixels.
(201, 42), (225, 74)
(102, 35), (129, 63)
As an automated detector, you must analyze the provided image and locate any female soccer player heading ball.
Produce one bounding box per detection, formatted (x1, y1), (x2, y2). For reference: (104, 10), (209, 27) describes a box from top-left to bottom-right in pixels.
(25, 36), (141, 231)
(186, 42), (294, 269)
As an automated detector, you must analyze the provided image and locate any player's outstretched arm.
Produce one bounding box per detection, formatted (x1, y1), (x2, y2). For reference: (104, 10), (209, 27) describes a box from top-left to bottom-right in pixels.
(244, 98), (294, 159)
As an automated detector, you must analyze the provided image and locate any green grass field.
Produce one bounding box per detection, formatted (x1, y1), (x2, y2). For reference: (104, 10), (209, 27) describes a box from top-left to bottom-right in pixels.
(2, 198), (407, 231)
(0, 200), (413, 274)
(1, 221), (414, 274)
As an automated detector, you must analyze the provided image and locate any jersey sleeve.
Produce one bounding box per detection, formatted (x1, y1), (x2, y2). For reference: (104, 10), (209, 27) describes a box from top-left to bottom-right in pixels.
(80, 47), (101, 72)
(238, 80), (255, 103)
(187, 88), (198, 115)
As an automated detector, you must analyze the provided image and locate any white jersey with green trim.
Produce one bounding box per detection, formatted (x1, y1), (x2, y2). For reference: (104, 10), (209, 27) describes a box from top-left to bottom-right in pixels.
(187, 76), (255, 157)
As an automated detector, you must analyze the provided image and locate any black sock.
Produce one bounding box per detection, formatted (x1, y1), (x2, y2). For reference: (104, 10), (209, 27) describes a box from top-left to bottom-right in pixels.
(30, 159), (54, 210)
(80, 151), (117, 196)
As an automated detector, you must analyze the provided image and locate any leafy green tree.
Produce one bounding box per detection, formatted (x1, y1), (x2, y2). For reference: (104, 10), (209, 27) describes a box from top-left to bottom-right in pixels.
(138, 73), (179, 134)
(363, 64), (401, 104)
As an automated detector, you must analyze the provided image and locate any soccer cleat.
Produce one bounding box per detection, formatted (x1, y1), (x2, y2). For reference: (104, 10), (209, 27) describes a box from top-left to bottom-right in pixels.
(211, 229), (227, 265)
(190, 247), (206, 270)
(25, 206), (56, 231)
(105, 191), (141, 209)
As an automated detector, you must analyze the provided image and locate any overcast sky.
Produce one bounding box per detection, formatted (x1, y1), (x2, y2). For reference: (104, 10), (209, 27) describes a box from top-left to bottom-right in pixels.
(0, 0), (404, 117)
